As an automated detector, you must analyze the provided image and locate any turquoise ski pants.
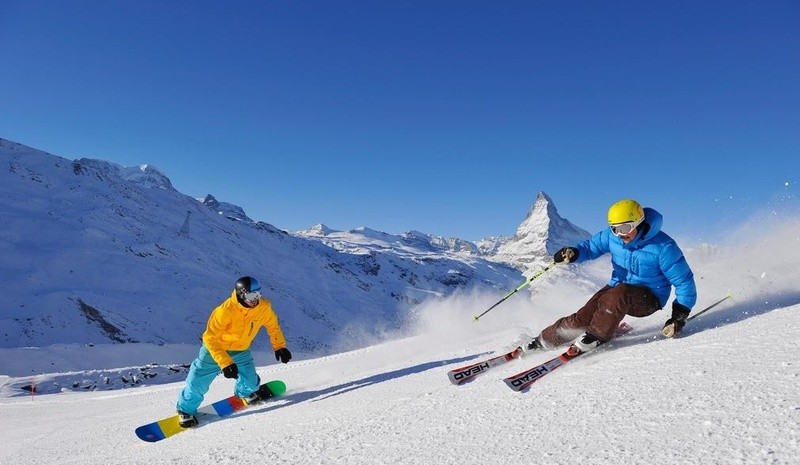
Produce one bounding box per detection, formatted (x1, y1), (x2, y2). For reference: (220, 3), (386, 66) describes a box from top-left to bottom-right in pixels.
(176, 345), (260, 415)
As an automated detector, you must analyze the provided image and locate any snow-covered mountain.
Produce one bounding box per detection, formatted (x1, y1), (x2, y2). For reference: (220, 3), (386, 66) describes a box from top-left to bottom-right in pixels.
(297, 225), (483, 257)
(0, 138), (583, 354)
(299, 192), (591, 275)
(477, 191), (591, 274)
(199, 194), (254, 223)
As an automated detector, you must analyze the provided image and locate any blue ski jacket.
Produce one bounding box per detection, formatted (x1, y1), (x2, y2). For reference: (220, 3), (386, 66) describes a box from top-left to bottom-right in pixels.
(573, 207), (697, 310)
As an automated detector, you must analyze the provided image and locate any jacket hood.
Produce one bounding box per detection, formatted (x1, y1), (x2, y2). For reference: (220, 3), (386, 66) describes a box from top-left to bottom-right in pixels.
(637, 207), (663, 242)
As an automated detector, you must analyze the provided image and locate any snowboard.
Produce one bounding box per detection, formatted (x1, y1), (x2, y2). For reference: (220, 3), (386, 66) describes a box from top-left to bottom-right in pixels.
(135, 379), (287, 442)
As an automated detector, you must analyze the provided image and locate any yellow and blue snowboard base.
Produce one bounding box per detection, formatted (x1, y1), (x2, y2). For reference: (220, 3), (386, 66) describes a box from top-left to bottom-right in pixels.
(135, 380), (286, 442)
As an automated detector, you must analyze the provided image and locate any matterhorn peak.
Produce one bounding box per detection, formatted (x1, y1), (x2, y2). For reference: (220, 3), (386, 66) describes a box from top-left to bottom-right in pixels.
(490, 191), (590, 273)
(515, 191), (558, 238)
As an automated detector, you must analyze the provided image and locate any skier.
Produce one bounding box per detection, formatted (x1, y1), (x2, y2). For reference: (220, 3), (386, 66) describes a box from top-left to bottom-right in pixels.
(524, 199), (697, 354)
(176, 276), (292, 427)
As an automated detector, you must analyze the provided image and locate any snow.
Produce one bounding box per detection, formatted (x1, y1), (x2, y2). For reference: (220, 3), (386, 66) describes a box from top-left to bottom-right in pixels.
(2, 304), (798, 464)
(1, 220), (799, 464)
(0, 137), (530, 353)
(1, 137), (798, 463)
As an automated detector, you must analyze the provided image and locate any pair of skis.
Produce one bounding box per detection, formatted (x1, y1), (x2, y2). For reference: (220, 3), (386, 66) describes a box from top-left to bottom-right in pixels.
(447, 322), (633, 392)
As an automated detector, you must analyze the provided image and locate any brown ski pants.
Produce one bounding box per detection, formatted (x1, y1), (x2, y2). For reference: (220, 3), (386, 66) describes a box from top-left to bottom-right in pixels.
(540, 283), (660, 347)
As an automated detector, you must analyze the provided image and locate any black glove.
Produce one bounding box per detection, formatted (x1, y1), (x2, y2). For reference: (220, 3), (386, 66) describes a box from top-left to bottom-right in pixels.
(222, 363), (239, 379)
(554, 247), (579, 264)
(275, 348), (292, 364)
(662, 302), (691, 338)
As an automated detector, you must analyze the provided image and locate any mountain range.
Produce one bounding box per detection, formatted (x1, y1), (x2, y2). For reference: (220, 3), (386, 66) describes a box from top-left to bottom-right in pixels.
(0, 137), (589, 353)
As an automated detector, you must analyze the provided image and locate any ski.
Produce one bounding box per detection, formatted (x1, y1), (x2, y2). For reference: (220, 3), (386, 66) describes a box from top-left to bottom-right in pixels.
(503, 322), (633, 392)
(449, 322), (634, 386)
(447, 347), (524, 385)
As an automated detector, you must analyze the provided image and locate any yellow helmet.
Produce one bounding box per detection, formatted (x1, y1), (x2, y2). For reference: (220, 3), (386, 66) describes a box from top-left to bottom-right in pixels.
(608, 199), (644, 225)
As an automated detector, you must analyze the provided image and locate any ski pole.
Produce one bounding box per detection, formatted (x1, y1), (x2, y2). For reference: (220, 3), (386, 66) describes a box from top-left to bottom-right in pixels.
(473, 261), (557, 322)
(662, 293), (733, 337)
(687, 292), (733, 321)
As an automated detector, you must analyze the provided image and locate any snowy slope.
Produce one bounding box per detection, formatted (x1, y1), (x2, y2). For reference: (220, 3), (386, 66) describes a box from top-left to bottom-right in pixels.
(1, 220), (799, 465)
(1, 300), (797, 465)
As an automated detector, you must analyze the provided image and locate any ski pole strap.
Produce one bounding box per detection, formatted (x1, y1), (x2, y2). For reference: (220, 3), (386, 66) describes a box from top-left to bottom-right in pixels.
(473, 261), (557, 321)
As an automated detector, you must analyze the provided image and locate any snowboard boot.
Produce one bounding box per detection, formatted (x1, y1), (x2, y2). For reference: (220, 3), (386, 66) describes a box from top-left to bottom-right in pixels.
(243, 383), (274, 405)
(177, 411), (198, 428)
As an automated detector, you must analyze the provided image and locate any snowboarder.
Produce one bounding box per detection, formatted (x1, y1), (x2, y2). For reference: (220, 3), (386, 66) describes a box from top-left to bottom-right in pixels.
(176, 276), (292, 427)
(524, 199), (697, 354)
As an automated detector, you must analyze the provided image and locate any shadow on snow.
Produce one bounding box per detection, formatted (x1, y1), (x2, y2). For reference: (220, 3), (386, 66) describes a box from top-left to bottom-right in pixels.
(236, 353), (488, 418)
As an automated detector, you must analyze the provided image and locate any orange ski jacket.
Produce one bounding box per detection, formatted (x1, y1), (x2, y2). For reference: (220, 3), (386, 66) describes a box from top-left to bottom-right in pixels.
(202, 290), (287, 368)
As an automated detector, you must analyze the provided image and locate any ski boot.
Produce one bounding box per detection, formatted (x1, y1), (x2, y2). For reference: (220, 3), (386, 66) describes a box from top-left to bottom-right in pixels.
(565, 332), (603, 358)
(522, 336), (545, 353)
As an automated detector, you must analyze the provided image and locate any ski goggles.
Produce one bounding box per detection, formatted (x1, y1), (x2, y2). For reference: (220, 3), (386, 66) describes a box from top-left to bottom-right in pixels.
(610, 221), (637, 237)
(242, 289), (262, 305)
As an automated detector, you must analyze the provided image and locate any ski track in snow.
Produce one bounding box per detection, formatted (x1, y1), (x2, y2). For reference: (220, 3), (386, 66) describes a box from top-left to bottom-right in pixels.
(1, 303), (799, 465)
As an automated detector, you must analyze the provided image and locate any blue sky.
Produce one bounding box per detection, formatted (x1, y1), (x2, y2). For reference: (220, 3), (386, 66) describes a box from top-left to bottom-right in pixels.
(2, 1), (798, 241)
